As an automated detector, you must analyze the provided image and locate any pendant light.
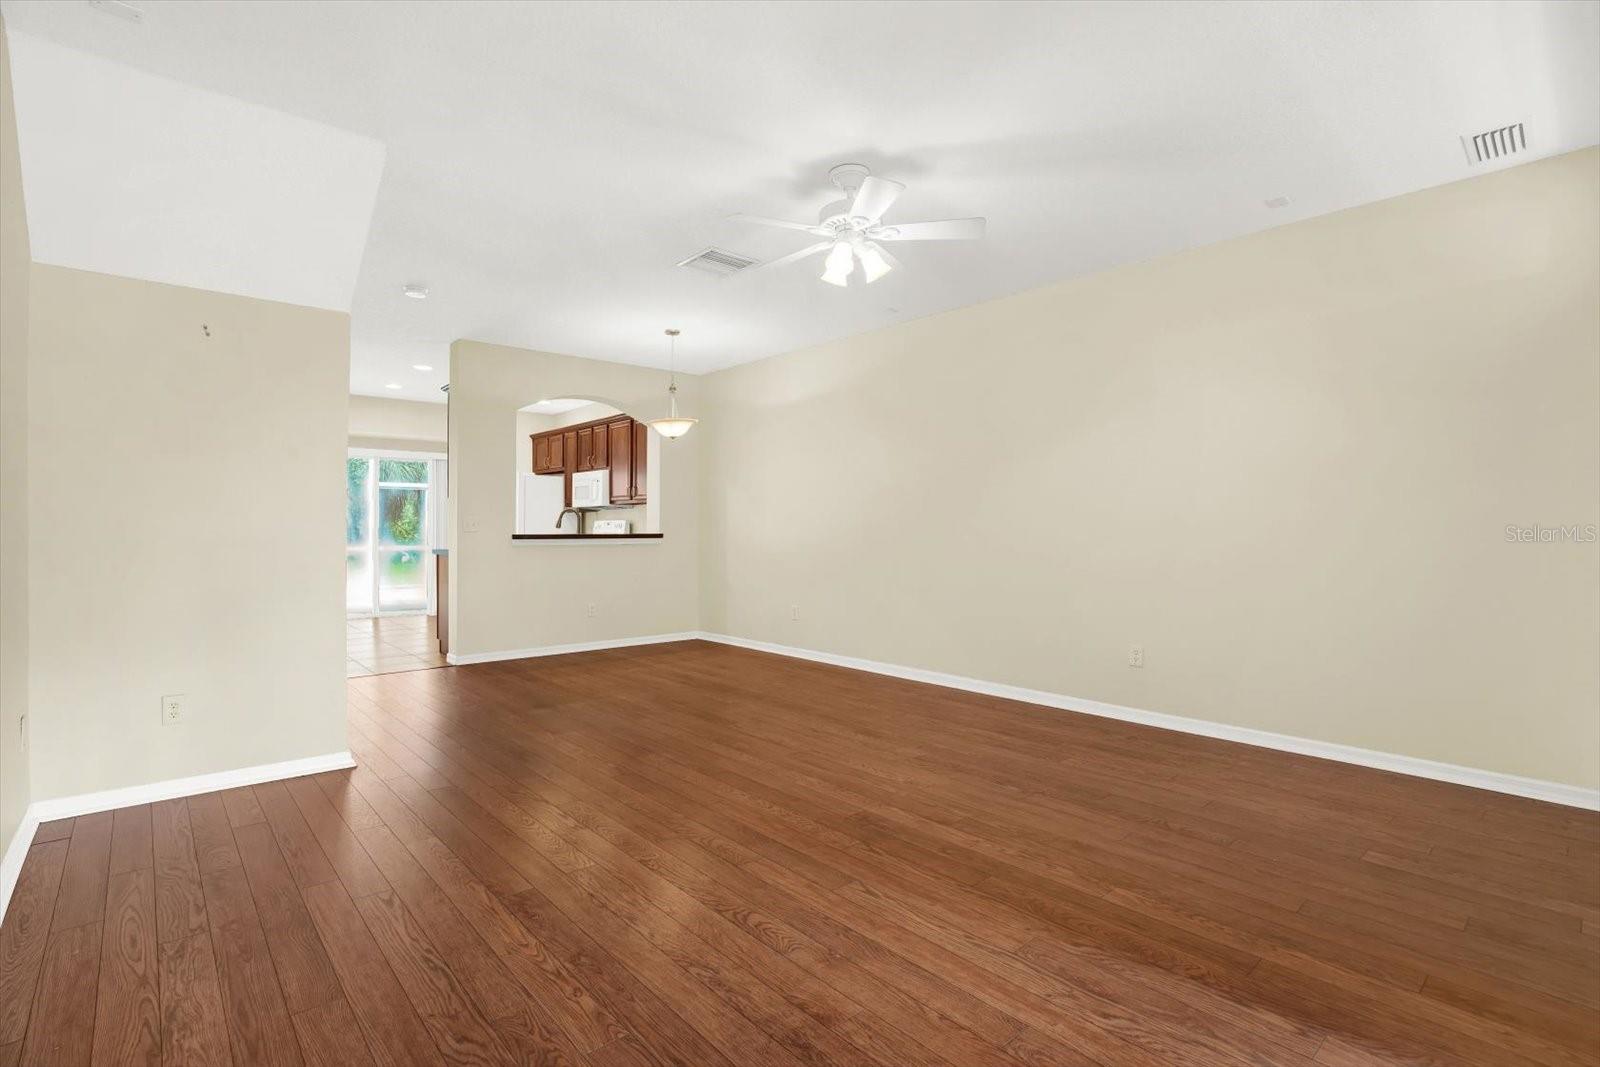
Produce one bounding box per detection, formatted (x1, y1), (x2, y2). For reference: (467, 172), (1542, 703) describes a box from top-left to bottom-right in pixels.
(648, 328), (698, 439)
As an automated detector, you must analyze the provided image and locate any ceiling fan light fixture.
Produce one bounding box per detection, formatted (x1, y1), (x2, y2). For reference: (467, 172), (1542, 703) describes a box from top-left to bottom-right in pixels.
(729, 165), (984, 288)
(856, 242), (892, 283)
(821, 241), (854, 287)
(647, 328), (698, 439)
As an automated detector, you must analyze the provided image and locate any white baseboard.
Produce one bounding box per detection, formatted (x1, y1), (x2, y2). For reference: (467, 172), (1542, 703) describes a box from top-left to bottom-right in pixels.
(423, 628), (1600, 809)
(0, 750), (355, 922)
(0, 811), (41, 930)
(696, 632), (1600, 812)
(446, 631), (700, 666)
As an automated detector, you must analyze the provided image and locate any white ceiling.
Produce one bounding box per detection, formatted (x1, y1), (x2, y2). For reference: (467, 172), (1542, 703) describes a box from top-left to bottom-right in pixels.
(3, 0), (1597, 402)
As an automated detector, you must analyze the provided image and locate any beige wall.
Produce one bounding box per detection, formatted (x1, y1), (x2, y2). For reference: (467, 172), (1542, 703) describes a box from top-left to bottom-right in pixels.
(28, 265), (351, 800)
(449, 339), (697, 655)
(349, 393), (446, 453)
(0, 22), (30, 854)
(701, 148), (1600, 790)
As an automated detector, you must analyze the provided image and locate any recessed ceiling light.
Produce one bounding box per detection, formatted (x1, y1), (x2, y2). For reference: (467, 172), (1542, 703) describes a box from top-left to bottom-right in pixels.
(1264, 196), (1292, 209)
(384, 382), (402, 390)
(412, 364), (433, 372)
(402, 284), (429, 300)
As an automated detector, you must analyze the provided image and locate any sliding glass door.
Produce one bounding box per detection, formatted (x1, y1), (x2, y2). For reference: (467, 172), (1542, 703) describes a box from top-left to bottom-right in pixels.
(347, 454), (432, 614)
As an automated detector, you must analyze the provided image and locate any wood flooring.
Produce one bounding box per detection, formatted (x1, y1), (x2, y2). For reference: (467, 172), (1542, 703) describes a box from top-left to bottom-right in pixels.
(1, 639), (1596, 1065)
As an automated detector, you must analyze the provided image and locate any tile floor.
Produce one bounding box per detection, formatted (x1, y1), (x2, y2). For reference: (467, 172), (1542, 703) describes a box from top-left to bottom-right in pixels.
(345, 613), (446, 677)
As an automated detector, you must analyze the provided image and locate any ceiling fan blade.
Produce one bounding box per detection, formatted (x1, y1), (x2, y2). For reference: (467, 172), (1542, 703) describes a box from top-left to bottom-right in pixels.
(728, 213), (828, 235)
(849, 176), (904, 223)
(740, 240), (833, 276)
(871, 217), (986, 241)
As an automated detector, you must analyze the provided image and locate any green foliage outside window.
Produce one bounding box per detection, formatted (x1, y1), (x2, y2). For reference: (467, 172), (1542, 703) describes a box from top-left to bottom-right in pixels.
(379, 459), (429, 483)
(381, 488), (424, 545)
(352, 457), (430, 547)
(346, 458), (368, 543)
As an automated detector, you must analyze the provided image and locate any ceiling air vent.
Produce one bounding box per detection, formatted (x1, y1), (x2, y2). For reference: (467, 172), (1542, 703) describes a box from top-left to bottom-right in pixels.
(677, 246), (759, 276)
(1462, 122), (1526, 166)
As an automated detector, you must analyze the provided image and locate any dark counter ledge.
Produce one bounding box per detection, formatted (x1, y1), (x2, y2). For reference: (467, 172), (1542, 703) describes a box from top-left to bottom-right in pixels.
(512, 533), (664, 540)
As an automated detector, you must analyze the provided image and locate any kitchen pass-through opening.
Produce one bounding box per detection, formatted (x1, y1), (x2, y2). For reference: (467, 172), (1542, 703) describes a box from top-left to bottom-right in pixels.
(516, 397), (662, 536)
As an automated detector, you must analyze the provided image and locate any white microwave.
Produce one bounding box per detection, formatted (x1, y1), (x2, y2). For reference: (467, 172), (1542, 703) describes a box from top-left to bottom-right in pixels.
(571, 468), (610, 508)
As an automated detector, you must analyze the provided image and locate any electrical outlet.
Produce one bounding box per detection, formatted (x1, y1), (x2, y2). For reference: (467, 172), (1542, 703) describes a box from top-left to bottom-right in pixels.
(586, 603), (598, 618)
(161, 693), (186, 726)
(1128, 645), (1145, 669)
(790, 605), (800, 621)
(464, 518), (481, 533)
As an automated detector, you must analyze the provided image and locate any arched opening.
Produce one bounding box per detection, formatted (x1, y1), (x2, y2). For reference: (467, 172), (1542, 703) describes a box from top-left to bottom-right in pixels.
(515, 396), (662, 535)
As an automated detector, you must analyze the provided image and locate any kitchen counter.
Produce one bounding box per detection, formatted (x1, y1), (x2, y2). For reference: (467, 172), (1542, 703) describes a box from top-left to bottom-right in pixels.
(512, 533), (663, 541)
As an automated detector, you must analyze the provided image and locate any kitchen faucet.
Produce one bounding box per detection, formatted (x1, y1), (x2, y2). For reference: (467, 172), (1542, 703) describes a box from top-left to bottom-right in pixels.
(555, 506), (584, 535)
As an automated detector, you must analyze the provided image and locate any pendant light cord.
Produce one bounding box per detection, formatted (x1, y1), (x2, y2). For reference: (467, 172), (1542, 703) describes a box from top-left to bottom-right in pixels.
(666, 328), (680, 396)
(649, 327), (696, 436)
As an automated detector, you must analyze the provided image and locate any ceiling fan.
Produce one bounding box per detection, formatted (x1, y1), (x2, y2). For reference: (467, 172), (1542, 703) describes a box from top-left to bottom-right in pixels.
(730, 163), (984, 286)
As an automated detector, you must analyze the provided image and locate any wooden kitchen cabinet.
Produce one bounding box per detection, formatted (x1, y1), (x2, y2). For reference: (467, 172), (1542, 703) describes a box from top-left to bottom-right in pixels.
(576, 426), (594, 471)
(434, 551), (449, 653)
(531, 431), (565, 474)
(575, 424), (608, 471)
(562, 429), (576, 505)
(530, 415), (647, 506)
(632, 419), (648, 501)
(608, 418), (632, 502)
(604, 417), (648, 504)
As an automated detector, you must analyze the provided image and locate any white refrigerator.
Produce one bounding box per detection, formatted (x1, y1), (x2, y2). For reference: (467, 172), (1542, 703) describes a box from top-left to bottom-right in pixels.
(517, 473), (568, 534)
